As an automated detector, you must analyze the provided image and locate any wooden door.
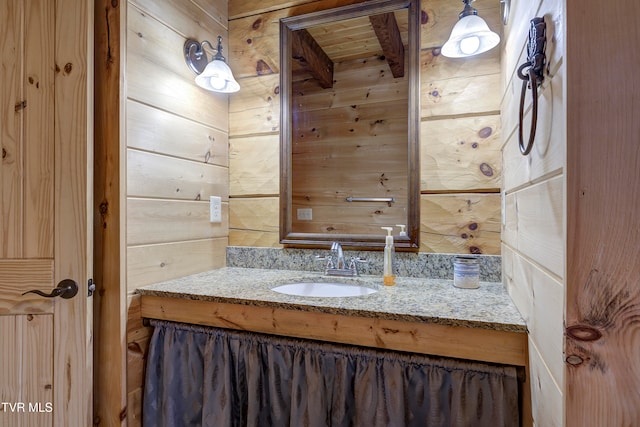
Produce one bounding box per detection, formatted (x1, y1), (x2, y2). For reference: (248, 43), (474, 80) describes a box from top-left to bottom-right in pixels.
(0, 0), (93, 426)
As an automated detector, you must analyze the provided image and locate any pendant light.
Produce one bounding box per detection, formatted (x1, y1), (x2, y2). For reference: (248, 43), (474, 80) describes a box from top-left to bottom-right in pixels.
(441, 0), (500, 58)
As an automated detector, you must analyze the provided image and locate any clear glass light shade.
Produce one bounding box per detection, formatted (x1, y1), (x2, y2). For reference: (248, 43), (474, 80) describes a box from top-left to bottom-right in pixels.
(441, 15), (500, 58)
(195, 59), (240, 93)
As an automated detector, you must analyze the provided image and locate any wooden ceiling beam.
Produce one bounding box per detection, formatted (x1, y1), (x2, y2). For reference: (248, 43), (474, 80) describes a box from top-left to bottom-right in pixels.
(369, 12), (405, 78)
(291, 29), (334, 89)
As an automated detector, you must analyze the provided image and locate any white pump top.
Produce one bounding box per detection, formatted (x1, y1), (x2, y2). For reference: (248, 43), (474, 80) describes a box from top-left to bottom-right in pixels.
(395, 224), (407, 236)
(381, 226), (394, 245)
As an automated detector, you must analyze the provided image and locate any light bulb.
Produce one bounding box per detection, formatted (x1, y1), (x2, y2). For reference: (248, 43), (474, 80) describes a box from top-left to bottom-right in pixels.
(459, 36), (480, 55)
(209, 76), (226, 90)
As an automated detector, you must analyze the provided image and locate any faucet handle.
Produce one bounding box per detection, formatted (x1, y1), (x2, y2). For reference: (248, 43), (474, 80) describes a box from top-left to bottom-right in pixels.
(315, 254), (333, 269)
(348, 257), (367, 274)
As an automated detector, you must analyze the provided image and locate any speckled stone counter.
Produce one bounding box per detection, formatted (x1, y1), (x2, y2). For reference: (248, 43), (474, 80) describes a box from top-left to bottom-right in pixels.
(137, 267), (525, 332)
(226, 246), (503, 282)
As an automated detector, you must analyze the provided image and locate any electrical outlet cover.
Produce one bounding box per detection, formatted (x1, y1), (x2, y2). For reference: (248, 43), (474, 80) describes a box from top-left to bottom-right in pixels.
(210, 196), (222, 223)
(297, 208), (312, 220)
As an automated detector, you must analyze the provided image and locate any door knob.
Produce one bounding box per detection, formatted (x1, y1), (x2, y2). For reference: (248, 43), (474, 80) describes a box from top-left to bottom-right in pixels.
(22, 279), (79, 299)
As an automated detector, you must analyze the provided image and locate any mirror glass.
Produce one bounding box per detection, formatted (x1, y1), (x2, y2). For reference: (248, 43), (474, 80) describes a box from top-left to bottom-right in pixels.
(280, 0), (420, 250)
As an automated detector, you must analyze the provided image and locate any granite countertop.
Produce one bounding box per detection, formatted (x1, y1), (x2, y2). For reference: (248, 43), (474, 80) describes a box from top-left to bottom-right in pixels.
(137, 267), (526, 333)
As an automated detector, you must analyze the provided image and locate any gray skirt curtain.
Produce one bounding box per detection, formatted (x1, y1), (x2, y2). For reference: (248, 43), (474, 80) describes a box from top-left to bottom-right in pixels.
(143, 320), (519, 427)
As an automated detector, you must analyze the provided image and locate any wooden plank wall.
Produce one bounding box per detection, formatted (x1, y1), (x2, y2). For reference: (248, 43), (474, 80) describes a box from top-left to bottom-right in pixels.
(122, 0), (230, 424)
(500, 1), (564, 426)
(291, 53), (409, 235)
(228, 0), (503, 254)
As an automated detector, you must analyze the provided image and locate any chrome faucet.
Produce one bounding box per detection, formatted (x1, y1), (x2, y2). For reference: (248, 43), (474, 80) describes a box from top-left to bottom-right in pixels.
(316, 242), (366, 277)
(331, 241), (345, 269)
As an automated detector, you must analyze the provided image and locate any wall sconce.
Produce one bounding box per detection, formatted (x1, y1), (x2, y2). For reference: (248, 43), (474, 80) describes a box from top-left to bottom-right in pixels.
(441, 0), (500, 58)
(184, 36), (240, 93)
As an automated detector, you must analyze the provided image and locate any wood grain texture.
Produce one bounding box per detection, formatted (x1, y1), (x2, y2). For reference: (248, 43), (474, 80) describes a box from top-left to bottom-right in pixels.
(127, 198), (229, 245)
(54, 0), (93, 424)
(286, 17), (413, 242)
(2, 0), (93, 424)
(229, 0), (367, 77)
(140, 295), (528, 366)
(229, 134), (280, 196)
(0, 0), (23, 258)
(369, 12), (404, 78)
(122, 0), (231, 422)
(126, 294), (153, 427)
(126, 4), (228, 130)
(24, 314), (54, 426)
(229, 74), (281, 136)
(192, 0), (228, 25)
(127, 238), (227, 290)
(0, 0), (55, 259)
(291, 203), (407, 236)
(127, 149), (229, 201)
(420, 193), (500, 255)
(503, 176), (563, 278)
(500, 1), (566, 425)
(291, 29), (334, 88)
(0, 259), (54, 315)
(229, 197), (280, 234)
(229, 229), (282, 247)
(229, 197), (281, 247)
(528, 339), (563, 427)
(420, 45), (500, 83)
(131, 0), (227, 34)
(501, 67), (564, 192)
(23, 0), (55, 258)
(228, 0), (503, 254)
(228, 0), (501, 76)
(565, 1), (640, 425)
(229, 0), (356, 20)
(0, 315), (54, 427)
(292, 130), (407, 232)
(127, 100), (229, 167)
(94, 0), (127, 425)
(421, 73), (500, 119)
(500, 0), (564, 195)
(499, 0), (562, 96)
(502, 245), (563, 387)
(0, 316), (21, 427)
(421, 115), (501, 192)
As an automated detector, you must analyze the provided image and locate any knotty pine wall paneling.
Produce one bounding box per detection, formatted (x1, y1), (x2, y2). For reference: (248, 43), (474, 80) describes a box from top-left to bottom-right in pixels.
(500, 0), (564, 425)
(228, 0), (503, 254)
(122, 0), (231, 424)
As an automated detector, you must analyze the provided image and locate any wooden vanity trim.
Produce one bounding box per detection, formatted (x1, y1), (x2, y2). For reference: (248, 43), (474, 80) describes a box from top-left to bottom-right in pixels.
(140, 294), (527, 367)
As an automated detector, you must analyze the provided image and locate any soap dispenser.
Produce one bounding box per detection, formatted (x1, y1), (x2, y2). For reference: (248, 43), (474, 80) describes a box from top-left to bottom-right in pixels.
(381, 227), (395, 286)
(396, 224), (407, 237)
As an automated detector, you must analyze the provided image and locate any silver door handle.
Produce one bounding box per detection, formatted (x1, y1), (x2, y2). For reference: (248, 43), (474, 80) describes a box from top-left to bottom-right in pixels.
(22, 279), (79, 299)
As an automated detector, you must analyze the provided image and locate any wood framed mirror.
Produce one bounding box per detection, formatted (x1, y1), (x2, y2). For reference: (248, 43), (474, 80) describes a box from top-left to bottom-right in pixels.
(279, 0), (420, 250)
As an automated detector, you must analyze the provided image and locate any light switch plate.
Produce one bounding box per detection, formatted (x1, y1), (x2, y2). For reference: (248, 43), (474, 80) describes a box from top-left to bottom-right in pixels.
(210, 196), (222, 223)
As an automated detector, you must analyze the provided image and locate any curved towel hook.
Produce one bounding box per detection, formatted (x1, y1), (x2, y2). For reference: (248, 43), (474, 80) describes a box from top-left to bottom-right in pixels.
(517, 17), (546, 155)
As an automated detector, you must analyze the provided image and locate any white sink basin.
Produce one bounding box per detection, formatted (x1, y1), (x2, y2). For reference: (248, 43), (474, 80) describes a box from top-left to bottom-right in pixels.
(271, 282), (377, 297)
